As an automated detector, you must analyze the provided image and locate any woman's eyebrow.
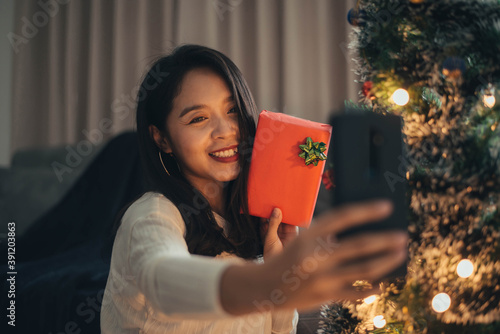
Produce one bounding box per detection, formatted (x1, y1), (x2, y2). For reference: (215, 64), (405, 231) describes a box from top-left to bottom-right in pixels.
(179, 104), (205, 118)
(178, 96), (235, 118)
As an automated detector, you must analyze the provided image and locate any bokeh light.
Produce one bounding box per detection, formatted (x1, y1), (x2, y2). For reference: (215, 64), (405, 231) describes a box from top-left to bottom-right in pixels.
(391, 88), (410, 106)
(363, 295), (377, 305)
(483, 95), (496, 108)
(457, 259), (474, 278)
(373, 315), (386, 328)
(432, 293), (451, 313)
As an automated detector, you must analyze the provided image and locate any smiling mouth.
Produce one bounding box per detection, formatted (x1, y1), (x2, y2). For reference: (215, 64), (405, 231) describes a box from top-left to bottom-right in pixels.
(209, 147), (238, 158)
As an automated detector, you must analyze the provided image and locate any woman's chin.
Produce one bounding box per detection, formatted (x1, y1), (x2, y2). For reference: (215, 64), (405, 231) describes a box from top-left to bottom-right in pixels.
(212, 164), (240, 182)
(217, 172), (240, 183)
(221, 176), (238, 183)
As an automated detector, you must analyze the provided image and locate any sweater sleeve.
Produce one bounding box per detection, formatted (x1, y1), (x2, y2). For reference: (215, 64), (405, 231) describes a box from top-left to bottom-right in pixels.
(254, 249), (298, 332)
(126, 208), (240, 320)
(271, 309), (299, 333)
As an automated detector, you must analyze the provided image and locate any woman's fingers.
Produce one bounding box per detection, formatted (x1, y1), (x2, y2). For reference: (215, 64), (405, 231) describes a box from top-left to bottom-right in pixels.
(260, 201), (409, 311)
(277, 223), (299, 249)
(311, 200), (393, 237)
(278, 223), (299, 239)
(278, 222), (297, 234)
(325, 287), (382, 303)
(260, 218), (269, 236)
(332, 247), (407, 283)
(285, 230), (407, 291)
(293, 247), (406, 306)
(331, 230), (407, 266)
(305, 231), (407, 288)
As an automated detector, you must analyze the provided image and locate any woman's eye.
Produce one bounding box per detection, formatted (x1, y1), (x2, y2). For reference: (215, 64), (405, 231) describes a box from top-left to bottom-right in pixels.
(228, 107), (238, 114)
(189, 116), (206, 124)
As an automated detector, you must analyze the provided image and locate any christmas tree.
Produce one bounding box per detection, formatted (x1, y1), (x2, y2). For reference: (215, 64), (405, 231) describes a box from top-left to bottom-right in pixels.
(319, 0), (500, 333)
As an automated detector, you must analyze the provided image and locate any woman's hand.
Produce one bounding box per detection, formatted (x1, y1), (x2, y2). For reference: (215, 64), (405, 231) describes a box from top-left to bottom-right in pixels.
(262, 200), (408, 311)
(261, 208), (299, 260)
(220, 200), (408, 316)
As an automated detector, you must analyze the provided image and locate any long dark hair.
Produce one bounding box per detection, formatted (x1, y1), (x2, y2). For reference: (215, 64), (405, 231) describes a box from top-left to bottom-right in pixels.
(132, 44), (262, 258)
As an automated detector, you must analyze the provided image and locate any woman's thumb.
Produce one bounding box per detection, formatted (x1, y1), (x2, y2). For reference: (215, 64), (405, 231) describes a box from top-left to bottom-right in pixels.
(267, 208), (282, 235)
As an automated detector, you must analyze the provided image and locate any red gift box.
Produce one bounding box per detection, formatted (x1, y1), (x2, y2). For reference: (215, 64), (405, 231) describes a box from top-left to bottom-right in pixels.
(247, 110), (332, 228)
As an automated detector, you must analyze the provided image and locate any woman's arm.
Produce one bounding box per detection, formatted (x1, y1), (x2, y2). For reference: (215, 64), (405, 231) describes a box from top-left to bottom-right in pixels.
(219, 200), (408, 315)
(125, 197), (241, 319)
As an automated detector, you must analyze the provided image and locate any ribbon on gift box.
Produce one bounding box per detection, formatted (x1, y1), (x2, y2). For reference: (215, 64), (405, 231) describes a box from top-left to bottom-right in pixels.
(298, 137), (327, 166)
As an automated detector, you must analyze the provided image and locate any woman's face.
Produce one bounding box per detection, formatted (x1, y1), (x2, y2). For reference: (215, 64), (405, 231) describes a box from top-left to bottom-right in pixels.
(164, 67), (241, 193)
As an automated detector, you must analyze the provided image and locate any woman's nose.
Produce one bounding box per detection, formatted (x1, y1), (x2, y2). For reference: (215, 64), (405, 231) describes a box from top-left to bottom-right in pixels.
(212, 115), (238, 139)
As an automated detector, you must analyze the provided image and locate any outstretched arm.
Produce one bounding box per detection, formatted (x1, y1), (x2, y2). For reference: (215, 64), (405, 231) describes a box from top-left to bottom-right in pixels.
(219, 200), (407, 315)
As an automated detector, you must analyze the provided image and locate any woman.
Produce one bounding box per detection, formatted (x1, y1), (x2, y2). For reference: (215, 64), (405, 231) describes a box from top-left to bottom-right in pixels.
(101, 44), (407, 333)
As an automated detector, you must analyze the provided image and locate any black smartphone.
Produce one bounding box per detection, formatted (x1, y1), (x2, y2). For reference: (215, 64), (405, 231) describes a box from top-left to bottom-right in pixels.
(330, 111), (408, 280)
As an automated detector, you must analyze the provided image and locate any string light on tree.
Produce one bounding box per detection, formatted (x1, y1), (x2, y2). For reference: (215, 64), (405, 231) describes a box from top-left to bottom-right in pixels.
(457, 259), (474, 278)
(373, 315), (386, 328)
(432, 293), (451, 313)
(363, 295), (377, 305)
(391, 88), (410, 106)
(483, 94), (496, 108)
(482, 84), (496, 108)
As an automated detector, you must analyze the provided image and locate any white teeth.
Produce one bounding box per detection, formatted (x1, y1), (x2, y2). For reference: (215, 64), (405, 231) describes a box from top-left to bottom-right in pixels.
(210, 147), (238, 158)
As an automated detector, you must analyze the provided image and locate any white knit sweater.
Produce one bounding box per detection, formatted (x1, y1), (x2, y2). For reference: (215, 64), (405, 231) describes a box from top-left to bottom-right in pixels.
(101, 192), (298, 333)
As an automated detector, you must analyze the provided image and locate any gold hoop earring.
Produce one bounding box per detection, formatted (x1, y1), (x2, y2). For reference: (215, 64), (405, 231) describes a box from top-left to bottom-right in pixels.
(158, 151), (170, 176)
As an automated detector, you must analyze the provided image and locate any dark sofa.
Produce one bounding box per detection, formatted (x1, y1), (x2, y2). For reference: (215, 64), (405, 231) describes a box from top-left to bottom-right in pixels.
(1, 132), (144, 333)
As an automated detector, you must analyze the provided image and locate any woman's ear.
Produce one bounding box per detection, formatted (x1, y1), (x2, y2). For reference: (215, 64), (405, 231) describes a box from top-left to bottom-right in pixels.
(149, 125), (172, 153)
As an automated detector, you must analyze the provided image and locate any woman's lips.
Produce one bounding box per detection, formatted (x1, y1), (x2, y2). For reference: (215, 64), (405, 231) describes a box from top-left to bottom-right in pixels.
(209, 145), (239, 163)
(209, 144), (239, 154)
(209, 153), (240, 163)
